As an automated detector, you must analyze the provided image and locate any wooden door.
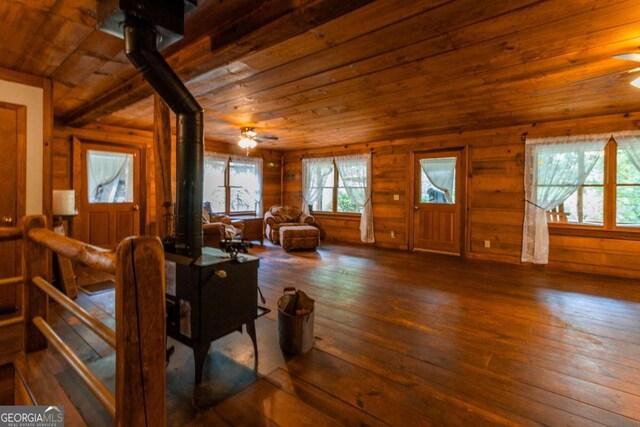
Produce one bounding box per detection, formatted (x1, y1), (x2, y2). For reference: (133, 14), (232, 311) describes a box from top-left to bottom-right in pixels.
(81, 144), (141, 248)
(0, 102), (26, 313)
(412, 151), (463, 255)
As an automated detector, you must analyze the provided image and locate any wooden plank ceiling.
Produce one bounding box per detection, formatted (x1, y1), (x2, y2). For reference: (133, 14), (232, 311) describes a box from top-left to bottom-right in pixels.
(3, 0), (640, 150)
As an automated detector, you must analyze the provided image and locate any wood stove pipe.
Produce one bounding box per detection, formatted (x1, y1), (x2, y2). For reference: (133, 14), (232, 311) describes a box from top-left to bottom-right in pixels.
(124, 17), (203, 258)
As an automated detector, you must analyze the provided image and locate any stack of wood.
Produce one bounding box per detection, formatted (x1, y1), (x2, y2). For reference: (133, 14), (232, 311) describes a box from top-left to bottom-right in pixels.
(282, 288), (314, 316)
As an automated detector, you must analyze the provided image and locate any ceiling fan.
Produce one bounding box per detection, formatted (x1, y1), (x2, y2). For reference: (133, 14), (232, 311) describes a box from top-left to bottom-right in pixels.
(238, 127), (279, 152)
(614, 53), (640, 88)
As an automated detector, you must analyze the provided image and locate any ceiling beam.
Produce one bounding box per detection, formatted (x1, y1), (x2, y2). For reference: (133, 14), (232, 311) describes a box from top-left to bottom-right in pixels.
(64, 0), (374, 127)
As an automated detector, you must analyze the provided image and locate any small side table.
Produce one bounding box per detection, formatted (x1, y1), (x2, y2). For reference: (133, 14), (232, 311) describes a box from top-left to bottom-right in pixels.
(236, 216), (264, 245)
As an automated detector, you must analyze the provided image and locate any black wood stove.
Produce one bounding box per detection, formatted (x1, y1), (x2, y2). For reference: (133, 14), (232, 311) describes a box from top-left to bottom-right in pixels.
(165, 251), (261, 384)
(97, 0), (265, 384)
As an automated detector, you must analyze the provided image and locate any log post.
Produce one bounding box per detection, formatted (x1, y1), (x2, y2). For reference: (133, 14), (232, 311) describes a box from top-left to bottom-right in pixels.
(153, 94), (173, 239)
(22, 215), (49, 353)
(115, 236), (165, 426)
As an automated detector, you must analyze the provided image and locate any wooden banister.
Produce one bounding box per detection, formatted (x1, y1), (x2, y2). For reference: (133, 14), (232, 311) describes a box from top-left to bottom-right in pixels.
(28, 228), (116, 274)
(33, 316), (116, 417)
(115, 236), (166, 427)
(0, 316), (23, 328)
(0, 227), (21, 242)
(32, 276), (116, 348)
(22, 215), (167, 425)
(0, 276), (22, 288)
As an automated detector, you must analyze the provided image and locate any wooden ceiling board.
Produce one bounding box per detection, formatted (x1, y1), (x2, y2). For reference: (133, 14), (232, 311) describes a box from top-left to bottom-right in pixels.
(2, 0), (640, 150)
(203, 0), (637, 115)
(64, 0), (377, 126)
(99, 0), (640, 149)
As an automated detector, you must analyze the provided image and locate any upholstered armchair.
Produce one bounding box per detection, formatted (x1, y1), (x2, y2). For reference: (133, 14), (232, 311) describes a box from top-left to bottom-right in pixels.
(264, 205), (315, 244)
(203, 210), (245, 248)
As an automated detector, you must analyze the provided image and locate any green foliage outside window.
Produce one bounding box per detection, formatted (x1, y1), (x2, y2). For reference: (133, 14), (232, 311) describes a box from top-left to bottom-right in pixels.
(338, 191), (358, 213)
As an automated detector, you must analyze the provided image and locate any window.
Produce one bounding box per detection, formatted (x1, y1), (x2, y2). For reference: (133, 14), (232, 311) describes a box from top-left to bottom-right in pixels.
(87, 150), (134, 203)
(203, 154), (262, 215)
(305, 159), (365, 214)
(546, 137), (640, 229)
(302, 154), (374, 243)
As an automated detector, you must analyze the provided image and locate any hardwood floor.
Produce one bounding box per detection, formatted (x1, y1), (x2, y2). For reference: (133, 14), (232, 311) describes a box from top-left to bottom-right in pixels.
(24, 243), (640, 426)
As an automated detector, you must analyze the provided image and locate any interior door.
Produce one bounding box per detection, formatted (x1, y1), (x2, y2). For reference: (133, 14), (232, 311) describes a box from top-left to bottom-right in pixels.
(413, 151), (463, 255)
(0, 102), (25, 314)
(81, 144), (141, 248)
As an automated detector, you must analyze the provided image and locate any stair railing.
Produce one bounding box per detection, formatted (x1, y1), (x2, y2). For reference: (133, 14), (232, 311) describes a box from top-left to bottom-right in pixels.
(22, 215), (166, 426)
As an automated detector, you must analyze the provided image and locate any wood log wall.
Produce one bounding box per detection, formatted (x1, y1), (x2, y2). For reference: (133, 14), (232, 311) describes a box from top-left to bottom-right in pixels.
(282, 113), (640, 279)
(52, 124), (282, 238)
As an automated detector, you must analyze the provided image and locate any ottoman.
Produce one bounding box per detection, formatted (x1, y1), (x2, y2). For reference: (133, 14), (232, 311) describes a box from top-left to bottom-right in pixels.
(279, 225), (320, 251)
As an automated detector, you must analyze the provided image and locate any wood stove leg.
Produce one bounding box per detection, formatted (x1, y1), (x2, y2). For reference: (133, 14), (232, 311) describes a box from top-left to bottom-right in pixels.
(193, 342), (210, 385)
(246, 320), (258, 370)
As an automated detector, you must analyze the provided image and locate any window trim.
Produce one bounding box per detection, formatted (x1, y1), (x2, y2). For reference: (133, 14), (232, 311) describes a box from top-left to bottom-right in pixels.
(308, 158), (363, 216)
(548, 137), (640, 234)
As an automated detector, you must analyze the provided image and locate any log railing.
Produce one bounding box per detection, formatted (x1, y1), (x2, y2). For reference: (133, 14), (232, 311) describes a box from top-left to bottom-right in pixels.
(22, 215), (166, 426)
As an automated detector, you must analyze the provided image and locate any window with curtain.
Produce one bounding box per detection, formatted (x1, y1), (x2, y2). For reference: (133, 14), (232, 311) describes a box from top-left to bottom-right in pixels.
(543, 146), (604, 225)
(545, 135), (640, 228)
(302, 154), (374, 242)
(304, 159), (365, 214)
(203, 153), (263, 216)
(523, 132), (640, 265)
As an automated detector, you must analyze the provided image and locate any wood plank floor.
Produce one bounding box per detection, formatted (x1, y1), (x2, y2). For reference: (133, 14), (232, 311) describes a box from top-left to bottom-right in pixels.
(25, 243), (640, 426)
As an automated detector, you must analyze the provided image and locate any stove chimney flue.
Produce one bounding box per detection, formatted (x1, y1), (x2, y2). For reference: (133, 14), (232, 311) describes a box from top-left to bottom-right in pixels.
(103, 4), (203, 258)
(124, 20), (203, 258)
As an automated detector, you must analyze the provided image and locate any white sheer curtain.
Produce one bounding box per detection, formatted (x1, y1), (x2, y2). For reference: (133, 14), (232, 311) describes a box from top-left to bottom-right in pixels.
(203, 153), (228, 213)
(301, 157), (334, 216)
(232, 155), (263, 216)
(522, 135), (608, 264)
(420, 157), (457, 203)
(87, 150), (132, 203)
(614, 132), (640, 172)
(335, 153), (374, 243)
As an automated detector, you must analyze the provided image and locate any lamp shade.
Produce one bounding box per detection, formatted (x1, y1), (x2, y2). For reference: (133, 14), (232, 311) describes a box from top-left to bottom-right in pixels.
(52, 190), (78, 216)
(238, 137), (258, 149)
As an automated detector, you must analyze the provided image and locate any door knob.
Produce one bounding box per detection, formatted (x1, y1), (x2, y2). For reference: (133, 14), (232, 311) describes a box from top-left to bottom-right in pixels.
(132, 204), (140, 211)
(413, 205), (420, 211)
(1, 216), (13, 225)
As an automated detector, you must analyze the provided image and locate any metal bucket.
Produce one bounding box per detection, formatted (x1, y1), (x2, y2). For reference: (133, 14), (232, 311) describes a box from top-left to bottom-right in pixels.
(277, 288), (315, 354)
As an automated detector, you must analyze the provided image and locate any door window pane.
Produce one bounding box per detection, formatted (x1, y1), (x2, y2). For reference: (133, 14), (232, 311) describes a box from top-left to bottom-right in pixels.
(87, 150), (133, 203)
(419, 157), (456, 204)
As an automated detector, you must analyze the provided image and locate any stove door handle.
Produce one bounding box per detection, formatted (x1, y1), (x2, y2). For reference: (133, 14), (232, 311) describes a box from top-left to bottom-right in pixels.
(215, 270), (227, 279)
